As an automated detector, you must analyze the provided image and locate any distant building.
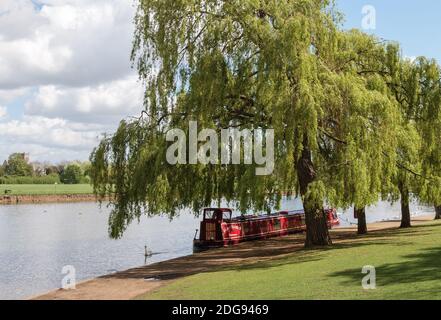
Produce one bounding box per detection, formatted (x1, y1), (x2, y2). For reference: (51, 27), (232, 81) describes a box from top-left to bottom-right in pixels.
(14, 153), (30, 163)
(31, 162), (47, 176)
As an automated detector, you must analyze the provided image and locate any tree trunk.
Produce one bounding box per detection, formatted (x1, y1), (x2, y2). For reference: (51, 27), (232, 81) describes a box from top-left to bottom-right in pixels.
(355, 206), (367, 235)
(297, 139), (332, 248)
(435, 206), (441, 220)
(399, 183), (412, 228)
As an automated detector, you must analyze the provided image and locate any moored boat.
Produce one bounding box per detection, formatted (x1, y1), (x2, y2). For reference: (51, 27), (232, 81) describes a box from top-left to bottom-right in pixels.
(193, 208), (340, 251)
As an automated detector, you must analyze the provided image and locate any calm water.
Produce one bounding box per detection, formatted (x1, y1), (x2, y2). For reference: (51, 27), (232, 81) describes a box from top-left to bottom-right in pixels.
(0, 198), (434, 300)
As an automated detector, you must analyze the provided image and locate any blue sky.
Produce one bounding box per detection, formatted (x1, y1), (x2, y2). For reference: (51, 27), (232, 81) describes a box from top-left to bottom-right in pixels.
(337, 0), (441, 62)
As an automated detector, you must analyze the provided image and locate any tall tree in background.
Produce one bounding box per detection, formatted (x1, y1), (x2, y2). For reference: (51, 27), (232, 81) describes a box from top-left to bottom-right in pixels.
(321, 31), (399, 235)
(324, 39), (441, 231)
(4, 153), (32, 177)
(60, 164), (83, 185)
(350, 45), (441, 229)
(91, 0), (408, 246)
(0, 162), (6, 177)
(408, 58), (441, 221)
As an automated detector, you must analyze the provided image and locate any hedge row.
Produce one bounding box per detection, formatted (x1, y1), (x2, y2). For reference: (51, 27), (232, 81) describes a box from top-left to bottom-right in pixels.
(0, 174), (61, 185)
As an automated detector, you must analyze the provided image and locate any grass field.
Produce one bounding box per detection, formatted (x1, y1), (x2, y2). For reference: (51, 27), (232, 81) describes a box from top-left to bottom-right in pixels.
(141, 221), (441, 300)
(0, 184), (93, 195)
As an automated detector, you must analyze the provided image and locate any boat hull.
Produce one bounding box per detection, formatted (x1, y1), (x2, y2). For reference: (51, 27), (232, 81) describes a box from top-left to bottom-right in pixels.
(193, 225), (305, 252)
(193, 208), (339, 252)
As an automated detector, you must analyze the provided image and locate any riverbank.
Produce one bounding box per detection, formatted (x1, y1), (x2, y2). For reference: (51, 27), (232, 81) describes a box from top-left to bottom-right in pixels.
(33, 214), (439, 300)
(0, 193), (101, 205)
(0, 184), (93, 195)
(0, 184), (100, 204)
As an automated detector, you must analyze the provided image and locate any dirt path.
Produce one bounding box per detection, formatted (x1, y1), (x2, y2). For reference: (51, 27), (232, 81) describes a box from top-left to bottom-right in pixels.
(32, 215), (436, 300)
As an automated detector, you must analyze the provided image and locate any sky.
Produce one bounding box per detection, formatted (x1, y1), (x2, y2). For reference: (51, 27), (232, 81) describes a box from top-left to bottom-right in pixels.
(0, 0), (440, 163)
(338, 0), (441, 62)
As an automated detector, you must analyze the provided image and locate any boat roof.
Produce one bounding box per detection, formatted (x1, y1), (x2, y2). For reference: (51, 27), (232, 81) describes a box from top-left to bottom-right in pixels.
(230, 210), (305, 222)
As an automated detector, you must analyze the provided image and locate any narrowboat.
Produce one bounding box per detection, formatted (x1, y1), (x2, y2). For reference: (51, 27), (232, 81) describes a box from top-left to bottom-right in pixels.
(193, 208), (340, 251)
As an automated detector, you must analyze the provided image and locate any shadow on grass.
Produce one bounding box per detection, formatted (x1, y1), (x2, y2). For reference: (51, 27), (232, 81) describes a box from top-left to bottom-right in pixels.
(104, 223), (441, 282)
(231, 223), (439, 272)
(330, 246), (441, 289)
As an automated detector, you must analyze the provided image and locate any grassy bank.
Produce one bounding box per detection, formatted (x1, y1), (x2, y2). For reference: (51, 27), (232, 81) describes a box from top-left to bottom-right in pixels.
(141, 221), (441, 300)
(0, 184), (93, 195)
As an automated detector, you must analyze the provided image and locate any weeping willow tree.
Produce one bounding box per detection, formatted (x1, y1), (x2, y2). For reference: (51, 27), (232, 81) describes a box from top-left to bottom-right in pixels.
(382, 52), (433, 228)
(91, 0), (404, 246)
(412, 58), (441, 220)
(384, 54), (418, 228)
(318, 30), (399, 235)
(340, 42), (441, 228)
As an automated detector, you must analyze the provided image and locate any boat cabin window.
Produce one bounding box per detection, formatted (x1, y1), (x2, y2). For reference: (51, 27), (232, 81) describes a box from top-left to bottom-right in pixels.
(203, 209), (217, 220)
(222, 211), (232, 221)
(203, 209), (232, 221)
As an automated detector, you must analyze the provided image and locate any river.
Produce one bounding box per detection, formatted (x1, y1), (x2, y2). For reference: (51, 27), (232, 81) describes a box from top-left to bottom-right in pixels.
(0, 198), (434, 300)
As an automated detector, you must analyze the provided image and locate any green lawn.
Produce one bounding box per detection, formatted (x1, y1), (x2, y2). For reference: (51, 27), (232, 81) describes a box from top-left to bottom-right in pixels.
(141, 221), (441, 300)
(0, 184), (93, 195)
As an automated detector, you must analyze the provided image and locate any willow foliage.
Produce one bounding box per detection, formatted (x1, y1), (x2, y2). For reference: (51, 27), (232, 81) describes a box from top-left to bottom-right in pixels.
(91, 0), (413, 239)
(413, 58), (441, 206)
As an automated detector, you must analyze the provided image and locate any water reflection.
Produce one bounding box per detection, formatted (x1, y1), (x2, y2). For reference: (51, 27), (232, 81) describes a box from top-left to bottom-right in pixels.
(0, 202), (199, 300)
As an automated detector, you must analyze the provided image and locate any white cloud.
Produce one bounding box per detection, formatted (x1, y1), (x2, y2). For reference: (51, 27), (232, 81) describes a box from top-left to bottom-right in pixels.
(0, 0), (143, 162)
(0, 0), (136, 89)
(0, 116), (103, 161)
(0, 116), (99, 148)
(0, 88), (31, 104)
(0, 0), (47, 41)
(0, 106), (7, 118)
(25, 75), (144, 124)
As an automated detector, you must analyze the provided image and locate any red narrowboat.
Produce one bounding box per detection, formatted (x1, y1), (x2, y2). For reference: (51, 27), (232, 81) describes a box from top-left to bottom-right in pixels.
(193, 208), (340, 251)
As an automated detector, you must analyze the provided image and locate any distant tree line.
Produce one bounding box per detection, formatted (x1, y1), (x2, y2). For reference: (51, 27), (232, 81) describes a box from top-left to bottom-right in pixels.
(0, 153), (91, 185)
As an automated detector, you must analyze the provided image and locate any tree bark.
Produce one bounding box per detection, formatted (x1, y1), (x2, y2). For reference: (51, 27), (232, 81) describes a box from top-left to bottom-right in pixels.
(355, 206), (367, 235)
(297, 139), (332, 248)
(435, 206), (441, 220)
(399, 183), (412, 228)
